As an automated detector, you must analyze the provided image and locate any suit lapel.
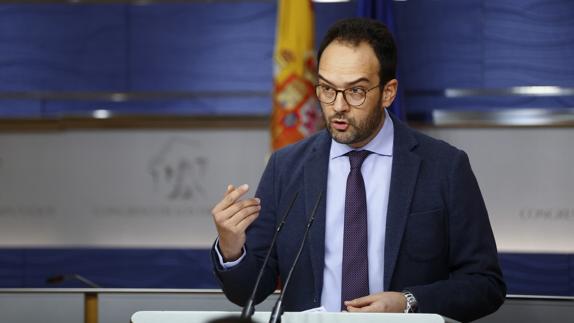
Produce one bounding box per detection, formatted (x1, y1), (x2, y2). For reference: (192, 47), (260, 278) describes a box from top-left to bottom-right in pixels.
(384, 115), (421, 290)
(303, 130), (331, 301)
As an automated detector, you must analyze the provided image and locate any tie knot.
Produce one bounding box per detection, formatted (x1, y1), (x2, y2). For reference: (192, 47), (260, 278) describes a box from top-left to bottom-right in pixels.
(346, 150), (371, 170)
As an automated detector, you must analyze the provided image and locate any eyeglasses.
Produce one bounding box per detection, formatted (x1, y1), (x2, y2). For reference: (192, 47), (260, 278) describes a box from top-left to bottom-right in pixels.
(315, 83), (381, 107)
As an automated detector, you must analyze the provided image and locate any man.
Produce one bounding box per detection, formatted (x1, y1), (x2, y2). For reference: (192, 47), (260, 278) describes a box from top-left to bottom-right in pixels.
(211, 18), (505, 322)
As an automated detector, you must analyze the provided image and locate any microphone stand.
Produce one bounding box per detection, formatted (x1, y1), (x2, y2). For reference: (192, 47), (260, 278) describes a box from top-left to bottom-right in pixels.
(268, 190), (323, 323)
(240, 191), (300, 319)
(46, 274), (101, 288)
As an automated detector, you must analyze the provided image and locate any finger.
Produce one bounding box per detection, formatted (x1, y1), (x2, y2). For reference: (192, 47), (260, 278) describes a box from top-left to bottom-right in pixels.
(235, 210), (260, 231)
(225, 184), (234, 195)
(225, 203), (261, 227)
(344, 294), (377, 308)
(217, 197), (260, 222)
(213, 184), (249, 213)
(346, 304), (375, 312)
(346, 305), (359, 312)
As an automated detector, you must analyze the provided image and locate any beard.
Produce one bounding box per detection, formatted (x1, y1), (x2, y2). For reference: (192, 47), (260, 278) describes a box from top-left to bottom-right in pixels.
(322, 96), (384, 146)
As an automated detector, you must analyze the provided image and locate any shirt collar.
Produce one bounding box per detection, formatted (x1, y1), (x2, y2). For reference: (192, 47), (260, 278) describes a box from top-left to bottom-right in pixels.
(330, 109), (394, 159)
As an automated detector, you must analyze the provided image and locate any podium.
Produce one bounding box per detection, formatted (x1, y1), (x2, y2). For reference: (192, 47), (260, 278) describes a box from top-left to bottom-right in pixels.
(131, 311), (459, 323)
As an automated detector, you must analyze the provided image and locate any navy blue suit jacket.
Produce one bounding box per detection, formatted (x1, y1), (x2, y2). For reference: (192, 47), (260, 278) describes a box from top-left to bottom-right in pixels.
(212, 114), (506, 322)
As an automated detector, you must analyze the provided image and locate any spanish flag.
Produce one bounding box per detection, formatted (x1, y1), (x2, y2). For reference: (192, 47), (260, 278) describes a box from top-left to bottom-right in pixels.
(271, 0), (322, 151)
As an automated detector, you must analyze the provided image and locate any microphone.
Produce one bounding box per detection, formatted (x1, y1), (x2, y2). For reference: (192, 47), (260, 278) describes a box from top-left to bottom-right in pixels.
(240, 191), (300, 319)
(268, 190), (323, 323)
(46, 274), (101, 288)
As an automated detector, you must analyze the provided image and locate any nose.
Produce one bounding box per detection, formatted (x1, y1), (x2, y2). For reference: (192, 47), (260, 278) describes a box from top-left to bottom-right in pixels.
(332, 91), (350, 113)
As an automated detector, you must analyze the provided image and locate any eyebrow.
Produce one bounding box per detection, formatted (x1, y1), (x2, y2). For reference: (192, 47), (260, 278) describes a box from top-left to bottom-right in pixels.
(317, 74), (371, 87)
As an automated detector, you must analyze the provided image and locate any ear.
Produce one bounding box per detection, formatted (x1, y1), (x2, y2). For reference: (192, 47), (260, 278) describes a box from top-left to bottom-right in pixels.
(381, 79), (398, 109)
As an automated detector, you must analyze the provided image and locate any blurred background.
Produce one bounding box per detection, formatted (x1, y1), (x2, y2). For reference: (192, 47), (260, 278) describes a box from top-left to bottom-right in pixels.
(0, 0), (573, 300)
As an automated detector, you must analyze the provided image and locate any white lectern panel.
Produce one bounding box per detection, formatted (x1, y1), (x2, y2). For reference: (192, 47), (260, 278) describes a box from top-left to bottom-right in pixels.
(132, 311), (459, 323)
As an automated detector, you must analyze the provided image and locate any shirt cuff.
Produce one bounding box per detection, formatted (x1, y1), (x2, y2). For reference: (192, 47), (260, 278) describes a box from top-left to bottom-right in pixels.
(215, 237), (246, 269)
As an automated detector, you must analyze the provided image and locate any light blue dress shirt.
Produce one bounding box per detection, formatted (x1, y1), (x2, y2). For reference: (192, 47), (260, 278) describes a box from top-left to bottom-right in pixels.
(321, 110), (394, 311)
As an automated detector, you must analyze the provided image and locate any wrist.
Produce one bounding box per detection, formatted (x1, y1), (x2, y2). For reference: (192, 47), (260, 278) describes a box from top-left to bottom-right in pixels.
(221, 245), (242, 262)
(217, 238), (242, 262)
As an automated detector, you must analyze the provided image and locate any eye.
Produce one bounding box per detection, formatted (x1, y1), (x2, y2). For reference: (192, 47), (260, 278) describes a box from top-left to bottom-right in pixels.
(319, 84), (334, 92)
(349, 87), (366, 94)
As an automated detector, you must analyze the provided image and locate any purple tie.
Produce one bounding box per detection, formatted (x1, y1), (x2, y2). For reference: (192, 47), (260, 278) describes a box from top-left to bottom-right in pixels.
(341, 150), (371, 310)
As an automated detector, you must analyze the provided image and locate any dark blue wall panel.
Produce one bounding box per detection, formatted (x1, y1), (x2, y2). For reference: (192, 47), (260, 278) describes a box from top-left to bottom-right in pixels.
(0, 1), (572, 118)
(128, 3), (276, 92)
(405, 95), (574, 114)
(484, 0), (574, 87)
(0, 5), (128, 92)
(499, 253), (571, 296)
(394, 0), (484, 90)
(0, 100), (42, 118)
(1, 249), (573, 296)
(0, 2), (356, 117)
(394, 0), (574, 119)
(0, 249), (218, 288)
(42, 96), (272, 117)
(0, 249), (24, 287)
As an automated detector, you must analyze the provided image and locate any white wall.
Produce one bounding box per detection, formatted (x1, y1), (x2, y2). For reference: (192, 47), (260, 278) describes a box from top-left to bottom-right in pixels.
(0, 129), (269, 248)
(424, 127), (574, 253)
(0, 126), (572, 252)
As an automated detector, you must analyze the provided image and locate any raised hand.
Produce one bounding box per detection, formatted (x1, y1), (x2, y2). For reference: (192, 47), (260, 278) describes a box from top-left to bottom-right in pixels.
(211, 184), (261, 261)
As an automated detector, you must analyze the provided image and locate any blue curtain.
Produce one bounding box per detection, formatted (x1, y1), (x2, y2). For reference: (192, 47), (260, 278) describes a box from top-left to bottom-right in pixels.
(357, 0), (405, 120)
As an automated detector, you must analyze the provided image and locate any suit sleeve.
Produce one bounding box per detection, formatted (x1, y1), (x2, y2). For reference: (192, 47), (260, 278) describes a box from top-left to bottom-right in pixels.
(406, 150), (506, 322)
(211, 152), (280, 306)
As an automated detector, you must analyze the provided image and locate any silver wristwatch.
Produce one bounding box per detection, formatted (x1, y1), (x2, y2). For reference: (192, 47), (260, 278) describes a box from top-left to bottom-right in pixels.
(402, 291), (418, 313)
